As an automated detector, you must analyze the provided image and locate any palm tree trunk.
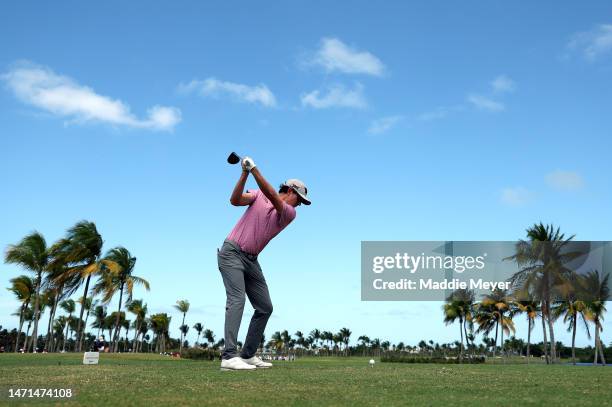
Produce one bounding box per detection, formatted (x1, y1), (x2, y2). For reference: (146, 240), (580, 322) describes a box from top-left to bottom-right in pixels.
(24, 320), (32, 350)
(597, 335), (606, 365)
(63, 318), (70, 352)
(463, 319), (470, 351)
(541, 303), (550, 364)
(571, 314), (577, 365)
(46, 285), (62, 352)
(79, 305), (92, 351)
(44, 300), (55, 351)
(526, 318), (532, 364)
(546, 300), (556, 363)
(133, 320), (140, 352)
(180, 312), (186, 353)
(112, 284), (124, 352)
(501, 319), (505, 358)
(594, 325), (599, 365)
(459, 317), (464, 359)
(493, 320), (499, 356)
(14, 302), (27, 353)
(595, 322), (606, 365)
(28, 271), (43, 352)
(75, 274), (92, 352)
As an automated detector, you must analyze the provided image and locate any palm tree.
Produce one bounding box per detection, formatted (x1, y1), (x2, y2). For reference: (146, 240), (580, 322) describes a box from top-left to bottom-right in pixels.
(193, 323), (203, 347)
(11, 305), (32, 351)
(5, 232), (50, 352)
(44, 251), (81, 352)
(281, 330), (291, 354)
(7, 275), (34, 352)
(53, 317), (66, 349)
(94, 247), (149, 352)
(475, 289), (516, 356)
(179, 325), (189, 349)
(506, 223), (582, 363)
(50, 221), (112, 352)
(309, 329), (322, 352)
(40, 289), (56, 351)
(321, 331), (333, 355)
(294, 331), (305, 352)
(150, 313), (171, 353)
(92, 305), (107, 338)
(204, 329), (215, 349)
(59, 299), (75, 352)
(77, 296), (95, 350)
(17, 306), (36, 350)
(358, 335), (370, 356)
(443, 289), (475, 358)
(127, 300), (147, 352)
(552, 287), (590, 366)
(122, 319), (131, 352)
(138, 320), (150, 353)
(514, 300), (540, 362)
(270, 331), (284, 353)
(339, 328), (352, 356)
(103, 314), (116, 341)
(582, 270), (610, 365)
(332, 333), (342, 355)
(174, 300), (190, 354)
(371, 338), (381, 356)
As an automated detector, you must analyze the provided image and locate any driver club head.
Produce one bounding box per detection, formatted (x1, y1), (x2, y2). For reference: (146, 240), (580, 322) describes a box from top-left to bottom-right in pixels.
(227, 152), (241, 165)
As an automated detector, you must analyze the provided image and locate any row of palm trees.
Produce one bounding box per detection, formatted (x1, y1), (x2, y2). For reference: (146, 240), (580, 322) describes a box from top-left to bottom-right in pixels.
(265, 328), (353, 356)
(443, 223), (609, 365)
(4, 221), (608, 365)
(5, 221), (150, 353)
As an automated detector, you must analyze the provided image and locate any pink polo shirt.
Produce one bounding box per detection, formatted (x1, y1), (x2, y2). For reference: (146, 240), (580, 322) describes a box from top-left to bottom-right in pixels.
(227, 189), (296, 255)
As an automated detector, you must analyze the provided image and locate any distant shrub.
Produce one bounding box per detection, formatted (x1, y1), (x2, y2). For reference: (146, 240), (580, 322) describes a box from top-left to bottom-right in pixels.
(181, 348), (220, 361)
(381, 354), (485, 364)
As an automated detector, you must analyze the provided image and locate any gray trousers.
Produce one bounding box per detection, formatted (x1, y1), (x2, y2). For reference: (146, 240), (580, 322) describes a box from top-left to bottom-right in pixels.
(217, 239), (273, 360)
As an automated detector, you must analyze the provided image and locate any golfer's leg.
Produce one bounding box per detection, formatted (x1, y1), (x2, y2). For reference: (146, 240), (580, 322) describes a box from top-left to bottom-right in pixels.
(241, 261), (273, 359)
(218, 247), (246, 360)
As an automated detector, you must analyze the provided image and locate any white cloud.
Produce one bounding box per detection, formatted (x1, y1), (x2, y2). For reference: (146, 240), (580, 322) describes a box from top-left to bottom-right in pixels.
(368, 115), (402, 134)
(310, 37), (385, 76)
(301, 83), (366, 109)
(178, 78), (276, 107)
(500, 187), (531, 207)
(467, 94), (505, 112)
(545, 170), (584, 191)
(568, 24), (612, 61)
(2, 62), (181, 131)
(491, 75), (515, 93)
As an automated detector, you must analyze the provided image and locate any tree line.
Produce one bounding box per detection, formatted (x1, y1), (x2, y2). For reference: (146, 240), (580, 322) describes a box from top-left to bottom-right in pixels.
(2, 221), (609, 366)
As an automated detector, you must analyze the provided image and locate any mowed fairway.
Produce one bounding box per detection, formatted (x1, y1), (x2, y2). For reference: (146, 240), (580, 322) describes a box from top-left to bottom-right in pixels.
(1, 354), (612, 406)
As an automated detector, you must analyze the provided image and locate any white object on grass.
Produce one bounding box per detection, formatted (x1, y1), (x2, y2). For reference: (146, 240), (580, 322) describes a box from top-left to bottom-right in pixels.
(83, 352), (100, 365)
(369, 359), (375, 367)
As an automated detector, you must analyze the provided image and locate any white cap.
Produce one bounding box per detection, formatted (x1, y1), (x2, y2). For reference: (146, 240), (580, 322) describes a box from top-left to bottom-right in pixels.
(282, 179), (311, 205)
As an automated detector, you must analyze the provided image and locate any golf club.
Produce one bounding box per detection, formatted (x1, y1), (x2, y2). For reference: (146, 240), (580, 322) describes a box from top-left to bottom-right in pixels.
(227, 152), (241, 165)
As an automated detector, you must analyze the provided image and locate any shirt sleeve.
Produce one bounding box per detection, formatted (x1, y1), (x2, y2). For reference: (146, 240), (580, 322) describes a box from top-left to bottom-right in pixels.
(277, 201), (297, 227)
(245, 189), (260, 205)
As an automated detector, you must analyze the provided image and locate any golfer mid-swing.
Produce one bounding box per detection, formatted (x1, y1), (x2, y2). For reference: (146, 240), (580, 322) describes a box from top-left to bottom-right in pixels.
(219, 156), (310, 371)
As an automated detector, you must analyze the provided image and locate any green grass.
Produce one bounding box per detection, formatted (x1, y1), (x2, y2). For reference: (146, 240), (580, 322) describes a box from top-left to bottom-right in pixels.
(1, 354), (611, 406)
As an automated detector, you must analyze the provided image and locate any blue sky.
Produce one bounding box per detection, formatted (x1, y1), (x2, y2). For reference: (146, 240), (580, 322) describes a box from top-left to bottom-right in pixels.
(1, 1), (612, 347)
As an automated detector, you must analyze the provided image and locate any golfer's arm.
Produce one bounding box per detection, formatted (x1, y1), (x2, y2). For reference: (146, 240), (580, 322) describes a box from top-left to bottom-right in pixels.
(250, 167), (284, 212)
(229, 170), (253, 206)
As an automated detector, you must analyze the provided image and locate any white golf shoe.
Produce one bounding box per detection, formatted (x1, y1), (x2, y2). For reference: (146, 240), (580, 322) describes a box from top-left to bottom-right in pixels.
(220, 356), (256, 371)
(240, 355), (273, 368)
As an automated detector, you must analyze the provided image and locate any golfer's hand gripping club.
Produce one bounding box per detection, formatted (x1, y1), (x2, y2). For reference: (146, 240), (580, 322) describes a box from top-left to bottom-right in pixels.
(242, 156), (256, 172)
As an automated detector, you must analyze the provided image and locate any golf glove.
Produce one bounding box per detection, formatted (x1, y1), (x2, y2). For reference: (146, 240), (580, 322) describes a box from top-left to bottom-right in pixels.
(242, 156), (256, 172)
